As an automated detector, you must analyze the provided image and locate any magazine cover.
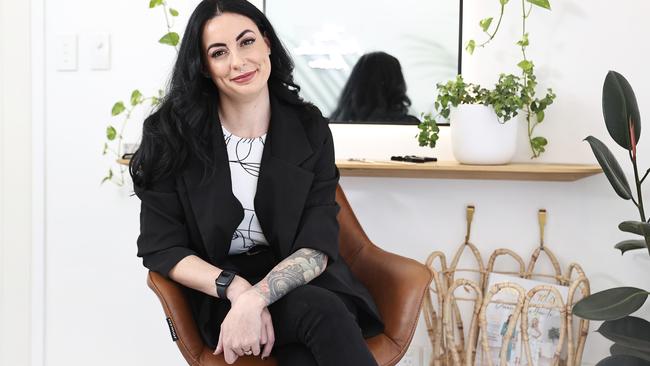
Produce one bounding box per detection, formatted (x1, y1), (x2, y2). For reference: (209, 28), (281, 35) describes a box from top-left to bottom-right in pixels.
(475, 273), (568, 366)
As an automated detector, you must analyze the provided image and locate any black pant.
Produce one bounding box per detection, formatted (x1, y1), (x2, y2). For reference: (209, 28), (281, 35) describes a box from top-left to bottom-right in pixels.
(216, 248), (378, 366)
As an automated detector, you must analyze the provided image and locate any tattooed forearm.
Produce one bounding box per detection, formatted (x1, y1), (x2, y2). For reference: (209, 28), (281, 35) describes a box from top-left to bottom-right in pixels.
(252, 248), (328, 306)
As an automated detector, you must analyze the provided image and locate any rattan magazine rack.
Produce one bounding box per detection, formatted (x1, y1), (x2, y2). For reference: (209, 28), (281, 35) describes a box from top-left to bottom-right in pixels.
(423, 207), (590, 366)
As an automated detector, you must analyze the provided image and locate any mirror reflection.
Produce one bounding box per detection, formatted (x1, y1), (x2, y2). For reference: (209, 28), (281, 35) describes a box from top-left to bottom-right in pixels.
(265, 0), (461, 125)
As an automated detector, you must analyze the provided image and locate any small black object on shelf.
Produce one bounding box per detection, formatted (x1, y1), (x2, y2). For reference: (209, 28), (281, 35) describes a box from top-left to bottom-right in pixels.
(390, 155), (437, 163)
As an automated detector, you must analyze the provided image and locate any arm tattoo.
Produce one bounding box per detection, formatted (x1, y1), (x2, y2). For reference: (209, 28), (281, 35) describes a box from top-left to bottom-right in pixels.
(252, 248), (328, 306)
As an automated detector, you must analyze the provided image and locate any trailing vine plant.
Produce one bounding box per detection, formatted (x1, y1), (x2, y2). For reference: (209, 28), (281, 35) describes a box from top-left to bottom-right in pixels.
(101, 0), (181, 186)
(466, 0), (556, 158)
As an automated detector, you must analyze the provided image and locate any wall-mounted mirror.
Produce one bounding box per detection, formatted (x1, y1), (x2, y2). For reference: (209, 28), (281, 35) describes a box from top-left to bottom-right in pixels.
(265, 0), (463, 125)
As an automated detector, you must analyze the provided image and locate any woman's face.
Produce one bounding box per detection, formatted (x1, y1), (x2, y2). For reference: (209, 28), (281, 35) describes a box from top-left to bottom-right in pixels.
(201, 13), (271, 101)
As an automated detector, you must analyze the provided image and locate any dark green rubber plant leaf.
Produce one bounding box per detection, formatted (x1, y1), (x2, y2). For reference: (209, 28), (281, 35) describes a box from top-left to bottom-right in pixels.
(596, 355), (650, 366)
(611, 344), (650, 362)
(602, 71), (641, 150)
(615, 240), (648, 254)
(619, 221), (650, 236)
(584, 136), (632, 200)
(573, 287), (648, 320)
(598, 316), (650, 351)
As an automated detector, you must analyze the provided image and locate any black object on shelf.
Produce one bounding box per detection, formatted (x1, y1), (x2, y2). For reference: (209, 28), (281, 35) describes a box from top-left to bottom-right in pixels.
(390, 155), (437, 163)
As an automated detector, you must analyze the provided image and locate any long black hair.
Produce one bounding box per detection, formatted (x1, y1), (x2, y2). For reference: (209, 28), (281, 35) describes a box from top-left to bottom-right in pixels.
(330, 51), (415, 123)
(130, 0), (308, 188)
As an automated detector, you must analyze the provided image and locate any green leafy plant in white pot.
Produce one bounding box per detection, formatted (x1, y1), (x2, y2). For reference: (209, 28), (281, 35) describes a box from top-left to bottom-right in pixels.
(418, 0), (556, 163)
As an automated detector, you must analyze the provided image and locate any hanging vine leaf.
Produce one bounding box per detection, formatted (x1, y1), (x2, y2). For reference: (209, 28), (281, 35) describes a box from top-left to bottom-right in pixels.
(480, 17), (493, 32)
(527, 0), (551, 10)
(111, 101), (125, 116)
(106, 126), (117, 141)
(149, 0), (163, 8)
(159, 32), (180, 46)
(101, 169), (113, 185)
(130, 89), (143, 106)
(169, 8), (179, 16)
(584, 136), (632, 200)
(466, 40), (476, 55)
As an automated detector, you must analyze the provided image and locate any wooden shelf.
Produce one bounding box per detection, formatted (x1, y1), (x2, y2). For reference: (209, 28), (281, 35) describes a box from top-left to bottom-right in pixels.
(117, 158), (602, 182)
(335, 160), (602, 182)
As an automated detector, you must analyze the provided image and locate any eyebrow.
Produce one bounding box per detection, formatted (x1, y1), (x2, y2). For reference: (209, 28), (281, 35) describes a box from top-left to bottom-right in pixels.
(206, 29), (255, 52)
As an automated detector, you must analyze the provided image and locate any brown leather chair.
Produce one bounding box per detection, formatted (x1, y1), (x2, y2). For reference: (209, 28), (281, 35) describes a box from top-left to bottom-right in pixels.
(146, 185), (433, 366)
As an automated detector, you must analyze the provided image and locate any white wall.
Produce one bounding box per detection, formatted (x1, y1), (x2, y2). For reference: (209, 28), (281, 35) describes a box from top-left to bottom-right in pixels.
(36, 1), (650, 366)
(0, 0), (32, 365)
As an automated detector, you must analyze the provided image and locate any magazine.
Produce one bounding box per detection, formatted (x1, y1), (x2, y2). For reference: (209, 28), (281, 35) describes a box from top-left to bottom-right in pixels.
(474, 273), (568, 366)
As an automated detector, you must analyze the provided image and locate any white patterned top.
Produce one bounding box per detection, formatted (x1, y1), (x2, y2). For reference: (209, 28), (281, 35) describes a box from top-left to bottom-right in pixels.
(222, 125), (270, 255)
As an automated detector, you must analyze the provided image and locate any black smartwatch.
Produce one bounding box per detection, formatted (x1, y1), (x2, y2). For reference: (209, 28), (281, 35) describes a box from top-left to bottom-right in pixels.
(215, 270), (237, 300)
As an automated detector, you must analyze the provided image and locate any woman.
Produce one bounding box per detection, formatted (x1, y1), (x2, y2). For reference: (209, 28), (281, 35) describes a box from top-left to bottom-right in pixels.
(329, 51), (420, 125)
(129, 0), (383, 365)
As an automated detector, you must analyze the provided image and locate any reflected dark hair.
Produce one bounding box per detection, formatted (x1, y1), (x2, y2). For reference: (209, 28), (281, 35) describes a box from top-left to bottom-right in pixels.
(130, 0), (306, 188)
(330, 51), (413, 122)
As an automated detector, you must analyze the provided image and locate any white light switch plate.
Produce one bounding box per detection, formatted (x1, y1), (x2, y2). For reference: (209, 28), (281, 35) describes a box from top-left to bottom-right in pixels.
(56, 34), (77, 71)
(89, 33), (111, 70)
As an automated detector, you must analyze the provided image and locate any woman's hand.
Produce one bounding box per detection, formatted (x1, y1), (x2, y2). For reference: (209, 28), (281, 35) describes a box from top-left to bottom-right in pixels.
(214, 289), (274, 364)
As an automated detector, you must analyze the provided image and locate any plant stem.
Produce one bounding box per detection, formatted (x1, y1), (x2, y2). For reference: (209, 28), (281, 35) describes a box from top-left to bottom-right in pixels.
(162, 1), (178, 53)
(478, 3), (506, 48)
(640, 168), (650, 184)
(630, 150), (647, 222)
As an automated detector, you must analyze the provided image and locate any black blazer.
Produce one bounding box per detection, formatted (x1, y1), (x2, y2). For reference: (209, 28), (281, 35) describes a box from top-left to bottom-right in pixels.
(134, 94), (384, 341)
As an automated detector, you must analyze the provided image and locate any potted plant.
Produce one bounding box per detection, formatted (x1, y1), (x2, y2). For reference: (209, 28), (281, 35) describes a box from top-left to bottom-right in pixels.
(418, 74), (524, 164)
(572, 71), (650, 366)
(418, 0), (556, 161)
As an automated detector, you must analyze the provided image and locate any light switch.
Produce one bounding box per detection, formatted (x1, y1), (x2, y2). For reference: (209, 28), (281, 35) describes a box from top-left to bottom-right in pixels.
(56, 34), (78, 71)
(90, 33), (111, 70)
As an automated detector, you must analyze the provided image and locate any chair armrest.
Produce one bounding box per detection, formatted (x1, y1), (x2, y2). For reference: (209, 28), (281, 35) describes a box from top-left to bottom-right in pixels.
(147, 271), (206, 364)
(348, 245), (433, 347)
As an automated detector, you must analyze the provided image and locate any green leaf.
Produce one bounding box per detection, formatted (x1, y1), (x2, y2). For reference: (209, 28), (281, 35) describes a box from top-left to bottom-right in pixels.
(584, 136), (633, 200)
(517, 60), (533, 71)
(573, 287), (649, 321)
(480, 17), (493, 32)
(466, 40), (476, 55)
(106, 126), (117, 141)
(611, 344), (650, 362)
(596, 355), (650, 366)
(159, 32), (180, 46)
(531, 136), (548, 147)
(619, 221), (650, 236)
(101, 169), (113, 185)
(500, 0), (509, 5)
(517, 33), (530, 47)
(615, 240), (648, 254)
(536, 110), (545, 122)
(526, 0), (551, 10)
(602, 71), (641, 150)
(149, 0), (163, 8)
(111, 101), (125, 116)
(169, 8), (179, 16)
(598, 316), (650, 351)
(130, 89), (143, 106)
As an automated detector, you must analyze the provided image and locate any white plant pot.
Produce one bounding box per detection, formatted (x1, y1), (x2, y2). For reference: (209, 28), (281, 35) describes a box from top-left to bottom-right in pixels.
(450, 104), (518, 165)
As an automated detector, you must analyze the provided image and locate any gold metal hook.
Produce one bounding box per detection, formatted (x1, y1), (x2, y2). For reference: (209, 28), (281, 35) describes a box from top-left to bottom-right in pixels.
(465, 205), (475, 244)
(538, 209), (547, 248)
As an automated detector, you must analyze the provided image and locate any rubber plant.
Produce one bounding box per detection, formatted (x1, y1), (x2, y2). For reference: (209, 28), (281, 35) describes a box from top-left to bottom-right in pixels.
(101, 0), (180, 186)
(418, 0), (557, 158)
(572, 71), (650, 366)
